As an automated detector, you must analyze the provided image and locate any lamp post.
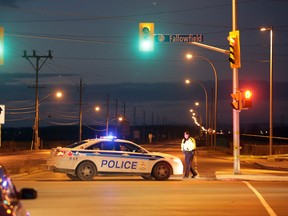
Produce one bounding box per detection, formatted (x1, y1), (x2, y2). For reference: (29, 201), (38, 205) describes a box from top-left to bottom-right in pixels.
(185, 79), (208, 147)
(186, 53), (218, 148)
(260, 26), (273, 155)
(33, 91), (62, 150)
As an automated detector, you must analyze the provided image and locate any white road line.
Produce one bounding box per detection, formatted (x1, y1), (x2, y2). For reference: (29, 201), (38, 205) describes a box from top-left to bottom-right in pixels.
(243, 181), (277, 216)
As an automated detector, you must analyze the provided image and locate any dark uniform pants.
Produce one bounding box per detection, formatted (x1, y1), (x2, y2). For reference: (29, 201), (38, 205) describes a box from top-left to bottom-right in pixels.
(184, 150), (197, 177)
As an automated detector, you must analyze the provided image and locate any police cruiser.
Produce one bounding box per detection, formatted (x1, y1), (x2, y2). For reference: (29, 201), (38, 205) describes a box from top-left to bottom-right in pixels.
(47, 137), (183, 181)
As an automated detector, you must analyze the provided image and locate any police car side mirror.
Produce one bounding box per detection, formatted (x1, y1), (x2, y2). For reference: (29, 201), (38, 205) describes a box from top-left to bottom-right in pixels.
(19, 188), (38, 200)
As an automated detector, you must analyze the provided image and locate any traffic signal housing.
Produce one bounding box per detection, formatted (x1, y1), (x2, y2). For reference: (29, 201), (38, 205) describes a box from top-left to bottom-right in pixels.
(231, 91), (242, 110)
(228, 30), (241, 69)
(0, 27), (4, 65)
(242, 90), (252, 109)
(139, 23), (154, 52)
(231, 90), (252, 110)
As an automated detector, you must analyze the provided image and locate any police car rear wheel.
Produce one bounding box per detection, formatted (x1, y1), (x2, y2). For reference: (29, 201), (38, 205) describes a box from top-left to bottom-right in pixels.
(66, 174), (80, 181)
(152, 162), (171, 181)
(76, 161), (97, 181)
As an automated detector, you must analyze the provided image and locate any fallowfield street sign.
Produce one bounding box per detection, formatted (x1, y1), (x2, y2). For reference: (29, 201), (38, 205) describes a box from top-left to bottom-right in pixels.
(155, 34), (203, 43)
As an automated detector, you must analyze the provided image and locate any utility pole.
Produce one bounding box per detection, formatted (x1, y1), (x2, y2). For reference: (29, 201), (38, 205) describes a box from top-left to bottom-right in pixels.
(105, 94), (110, 136)
(23, 50), (53, 150)
(115, 99), (118, 136)
(78, 78), (83, 141)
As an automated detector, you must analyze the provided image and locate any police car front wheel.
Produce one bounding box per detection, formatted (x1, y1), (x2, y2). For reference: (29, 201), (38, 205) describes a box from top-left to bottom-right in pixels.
(76, 161), (97, 181)
(152, 162), (172, 181)
(141, 174), (154, 180)
(66, 173), (80, 181)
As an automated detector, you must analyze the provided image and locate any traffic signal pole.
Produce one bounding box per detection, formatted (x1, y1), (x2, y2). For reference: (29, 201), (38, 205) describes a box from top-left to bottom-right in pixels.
(190, 0), (241, 174)
(232, 0), (241, 174)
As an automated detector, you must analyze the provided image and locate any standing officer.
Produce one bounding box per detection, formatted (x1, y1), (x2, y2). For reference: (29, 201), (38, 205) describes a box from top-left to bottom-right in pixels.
(181, 131), (198, 178)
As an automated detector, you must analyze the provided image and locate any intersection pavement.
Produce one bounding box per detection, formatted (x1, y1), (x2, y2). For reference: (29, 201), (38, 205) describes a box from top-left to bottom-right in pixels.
(214, 154), (288, 181)
(144, 142), (288, 182)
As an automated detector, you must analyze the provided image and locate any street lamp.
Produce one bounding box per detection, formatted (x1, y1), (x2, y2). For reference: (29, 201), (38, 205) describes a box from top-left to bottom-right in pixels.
(79, 105), (101, 140)
(189, 109), (205, 137)
(185, 79), (208, 147)
(260, 26), (273, 155)
(39, 91), (63, 102)
(33, 91), (62, 150)
(95, 106), (100, 112)
(106, 115), (124, 136)
(186, 53), (218, 148)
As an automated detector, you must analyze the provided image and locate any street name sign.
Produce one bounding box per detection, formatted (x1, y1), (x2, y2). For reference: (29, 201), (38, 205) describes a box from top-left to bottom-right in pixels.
(0, 105), (5, 124)
(155, 34), (203, 43)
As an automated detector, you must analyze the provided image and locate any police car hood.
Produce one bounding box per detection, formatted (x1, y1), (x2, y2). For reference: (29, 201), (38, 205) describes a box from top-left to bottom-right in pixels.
(149, 152), (179, 159)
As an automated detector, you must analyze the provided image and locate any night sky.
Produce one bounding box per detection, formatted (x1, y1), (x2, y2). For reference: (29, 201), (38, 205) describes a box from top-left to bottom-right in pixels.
(0, 0), (287, 132)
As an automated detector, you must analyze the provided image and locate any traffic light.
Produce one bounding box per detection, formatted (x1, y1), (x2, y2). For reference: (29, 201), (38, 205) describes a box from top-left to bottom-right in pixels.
(228, 30), (241, 69)
(242, 90), (252, 109)
(0, 27), (4, 65)
(231, 91), (242, 110)
(139, 23), (154, 52)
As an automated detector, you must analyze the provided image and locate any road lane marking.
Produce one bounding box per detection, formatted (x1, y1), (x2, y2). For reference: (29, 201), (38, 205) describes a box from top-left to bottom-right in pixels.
(243, 181), (277, 216)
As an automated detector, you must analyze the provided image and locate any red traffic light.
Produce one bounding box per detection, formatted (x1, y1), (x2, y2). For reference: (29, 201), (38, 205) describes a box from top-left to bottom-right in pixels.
(244, 90), (252, 99)
(243, 90), (252, 109)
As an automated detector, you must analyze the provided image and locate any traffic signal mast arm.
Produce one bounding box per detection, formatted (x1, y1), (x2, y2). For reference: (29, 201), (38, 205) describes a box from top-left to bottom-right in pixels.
(190, 41), (229, 55)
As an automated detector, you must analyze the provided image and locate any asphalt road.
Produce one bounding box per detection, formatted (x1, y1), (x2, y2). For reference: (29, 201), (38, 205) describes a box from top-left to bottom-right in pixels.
(6, 142), (288, 216)
(14, 173), (288, 216)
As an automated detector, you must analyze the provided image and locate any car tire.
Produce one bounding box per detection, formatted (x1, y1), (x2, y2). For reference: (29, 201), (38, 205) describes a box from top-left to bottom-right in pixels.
(66, 173), (80, 181)
(76, 161), (97, 181)
(152, 161), (171, 181)
(141, 174), (154, 180)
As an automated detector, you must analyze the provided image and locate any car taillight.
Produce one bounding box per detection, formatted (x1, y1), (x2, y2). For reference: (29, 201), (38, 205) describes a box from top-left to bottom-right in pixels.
(56, 150), (73, 157)
(56, 151), (65, 156)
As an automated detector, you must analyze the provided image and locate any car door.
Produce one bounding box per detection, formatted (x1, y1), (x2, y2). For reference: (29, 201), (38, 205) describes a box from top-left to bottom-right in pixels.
(110, 142), (152, 174)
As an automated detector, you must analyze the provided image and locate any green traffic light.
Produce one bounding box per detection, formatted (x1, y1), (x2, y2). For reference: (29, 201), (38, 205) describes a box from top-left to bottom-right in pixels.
(0, 26), (3, 65)
(140, 40), (153, 52)
(139, 23), (154, 52)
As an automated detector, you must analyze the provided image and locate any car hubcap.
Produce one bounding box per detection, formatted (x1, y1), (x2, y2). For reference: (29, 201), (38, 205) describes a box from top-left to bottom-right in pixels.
(82, 166), (91, 176)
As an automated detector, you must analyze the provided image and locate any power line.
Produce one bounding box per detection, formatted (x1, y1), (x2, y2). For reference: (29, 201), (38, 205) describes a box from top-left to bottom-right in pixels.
(0, 1), (235, 23)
